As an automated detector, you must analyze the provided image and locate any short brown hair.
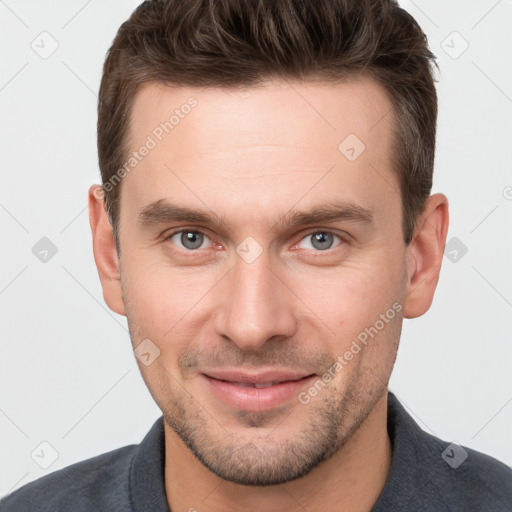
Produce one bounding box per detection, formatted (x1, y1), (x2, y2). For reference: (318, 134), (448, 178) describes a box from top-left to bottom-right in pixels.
(97, 0), (438, 250)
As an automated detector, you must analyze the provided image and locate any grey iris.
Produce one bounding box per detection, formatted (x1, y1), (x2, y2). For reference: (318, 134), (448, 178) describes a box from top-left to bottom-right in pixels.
(311, 232), (334, 250)
(182, 231), (203, 250)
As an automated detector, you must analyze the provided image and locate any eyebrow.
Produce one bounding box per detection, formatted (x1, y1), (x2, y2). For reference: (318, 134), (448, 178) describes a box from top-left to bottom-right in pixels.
(137, 198), (374, 232)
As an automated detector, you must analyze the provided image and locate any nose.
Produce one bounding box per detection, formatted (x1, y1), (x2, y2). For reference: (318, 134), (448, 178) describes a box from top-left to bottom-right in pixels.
(213, 248), (297, 351)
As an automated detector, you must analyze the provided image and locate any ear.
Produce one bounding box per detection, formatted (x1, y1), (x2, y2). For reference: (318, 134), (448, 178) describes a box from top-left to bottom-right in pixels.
(403, 193), (449, 319)
(88, 185), (126, 316)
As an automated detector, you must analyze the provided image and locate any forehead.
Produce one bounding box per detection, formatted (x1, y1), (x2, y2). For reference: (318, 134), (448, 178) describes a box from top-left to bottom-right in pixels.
(128, 77), (393, 156)
(120, 77), (398, 228)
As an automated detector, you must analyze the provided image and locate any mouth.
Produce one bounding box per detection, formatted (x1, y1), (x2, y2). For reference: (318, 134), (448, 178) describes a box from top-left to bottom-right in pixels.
(201, 371), (317, 412)
(224, 381), (289, 388)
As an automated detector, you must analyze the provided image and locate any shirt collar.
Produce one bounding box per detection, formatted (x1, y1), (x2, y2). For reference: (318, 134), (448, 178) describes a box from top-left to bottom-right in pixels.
(371, 390), (434, 510)
(129, 414), (170, 512)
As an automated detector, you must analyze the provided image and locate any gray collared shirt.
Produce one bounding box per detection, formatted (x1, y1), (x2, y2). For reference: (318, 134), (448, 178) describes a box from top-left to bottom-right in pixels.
(2, 391), (511, 511)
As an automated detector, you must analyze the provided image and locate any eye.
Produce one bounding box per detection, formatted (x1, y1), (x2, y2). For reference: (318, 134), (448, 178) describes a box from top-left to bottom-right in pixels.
(296, 231), (343, 251)
(167, 230), (213, 251)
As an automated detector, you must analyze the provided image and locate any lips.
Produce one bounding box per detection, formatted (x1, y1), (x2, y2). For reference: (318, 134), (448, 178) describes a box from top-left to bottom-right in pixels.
(202, 369), (313, 386)
(201, 369), (316, 411)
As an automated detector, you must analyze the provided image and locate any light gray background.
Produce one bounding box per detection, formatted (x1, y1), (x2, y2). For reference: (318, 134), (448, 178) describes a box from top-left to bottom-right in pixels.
(1, 0), (511, 497)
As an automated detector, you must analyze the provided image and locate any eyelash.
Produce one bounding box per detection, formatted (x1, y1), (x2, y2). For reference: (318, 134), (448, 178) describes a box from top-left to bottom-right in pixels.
(164, 228), (347, 254)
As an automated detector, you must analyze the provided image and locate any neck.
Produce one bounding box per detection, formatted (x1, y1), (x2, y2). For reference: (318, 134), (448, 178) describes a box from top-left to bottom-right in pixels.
(164, 392), (391, 512)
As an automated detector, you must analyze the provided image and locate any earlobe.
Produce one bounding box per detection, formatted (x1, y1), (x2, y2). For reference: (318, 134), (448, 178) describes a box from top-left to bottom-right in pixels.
(403, 193), (449, 319)
(88, 185), (126, 316)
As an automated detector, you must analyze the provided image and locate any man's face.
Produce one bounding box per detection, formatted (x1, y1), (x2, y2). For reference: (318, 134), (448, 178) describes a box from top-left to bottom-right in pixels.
(116, 77), (408, 485)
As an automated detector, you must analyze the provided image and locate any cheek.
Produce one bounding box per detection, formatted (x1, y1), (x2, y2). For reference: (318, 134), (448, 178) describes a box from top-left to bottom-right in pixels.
(122, 257), (219, 352)
(121, 257), (179, 332)
(291, 256), (404, 331)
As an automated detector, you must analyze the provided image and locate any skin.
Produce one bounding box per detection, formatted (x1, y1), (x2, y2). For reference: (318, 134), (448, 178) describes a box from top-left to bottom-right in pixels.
(89, 76), (449, 512)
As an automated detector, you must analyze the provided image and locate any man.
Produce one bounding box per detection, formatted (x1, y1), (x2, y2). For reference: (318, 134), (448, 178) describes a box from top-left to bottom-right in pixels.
(2, 0), (511, 510)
